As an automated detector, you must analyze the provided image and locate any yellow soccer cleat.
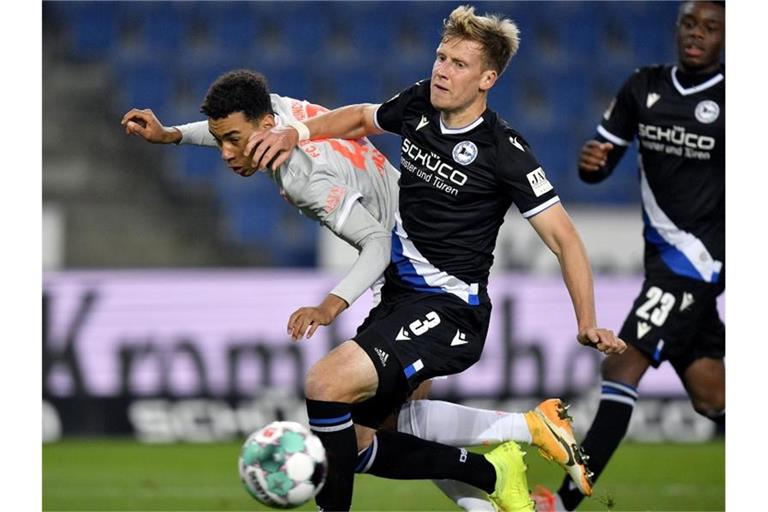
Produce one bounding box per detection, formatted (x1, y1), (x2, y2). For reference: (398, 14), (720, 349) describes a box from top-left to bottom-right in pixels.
(524, 399), (594, 496)
(484, 441), (535, 512)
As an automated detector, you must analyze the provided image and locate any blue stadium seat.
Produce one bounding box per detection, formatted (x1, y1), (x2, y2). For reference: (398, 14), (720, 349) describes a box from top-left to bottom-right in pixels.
(172, 145), (222, 187)
(259, 63), (313, 103)
(204, 3), (259, 55)
(213, 169), (317, 265)
(113, 2), (190, 57)
(113, 58), (174, 120)
(66, 1), (120, 59)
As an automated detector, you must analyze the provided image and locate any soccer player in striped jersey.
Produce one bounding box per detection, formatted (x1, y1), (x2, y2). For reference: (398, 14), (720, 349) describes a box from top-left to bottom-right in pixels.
(122, 68), (606, 511)
(533, 2), (725, 510)
(245, 5), (625, 511)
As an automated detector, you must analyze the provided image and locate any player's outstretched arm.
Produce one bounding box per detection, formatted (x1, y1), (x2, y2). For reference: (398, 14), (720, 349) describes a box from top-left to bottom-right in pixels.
(528, 203), (626, 355)
(246, 104), (383, 171)
(286, 201), (391, 341)
(121, 108), (182, 144)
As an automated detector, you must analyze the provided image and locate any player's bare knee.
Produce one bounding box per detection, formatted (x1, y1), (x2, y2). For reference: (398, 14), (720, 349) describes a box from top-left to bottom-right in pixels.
(304, 364), (336, 401)
(691, 395), (725, 419)
(600, 346), (648, 386)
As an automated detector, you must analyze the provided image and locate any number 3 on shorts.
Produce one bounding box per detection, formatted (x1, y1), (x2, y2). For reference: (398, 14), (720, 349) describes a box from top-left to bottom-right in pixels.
(636, 286), (676, 327)
(409, 311), (441, 336)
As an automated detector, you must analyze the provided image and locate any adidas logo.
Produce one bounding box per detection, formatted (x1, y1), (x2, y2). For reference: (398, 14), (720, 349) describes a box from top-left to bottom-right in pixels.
(374, 347), (389, 367)
(637, 321), (651, 339)
(680, 292), (695, 312)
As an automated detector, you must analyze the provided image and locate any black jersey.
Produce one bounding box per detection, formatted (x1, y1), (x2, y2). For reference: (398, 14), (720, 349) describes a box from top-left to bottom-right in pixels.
(374, 80), (560, 305)
(595, 64), (724, 284)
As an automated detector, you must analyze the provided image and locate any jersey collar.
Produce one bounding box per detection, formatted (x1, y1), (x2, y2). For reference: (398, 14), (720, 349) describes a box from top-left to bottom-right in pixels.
(671, 66), (724, 96)
(439, 113), (485, 135)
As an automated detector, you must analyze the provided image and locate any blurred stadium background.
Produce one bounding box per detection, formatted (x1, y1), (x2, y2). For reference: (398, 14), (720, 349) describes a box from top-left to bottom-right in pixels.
(42, 1), (724, 510)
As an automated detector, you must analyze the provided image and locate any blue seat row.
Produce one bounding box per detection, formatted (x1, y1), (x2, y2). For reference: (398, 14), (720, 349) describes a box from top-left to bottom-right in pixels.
(46, 1), (678, 260)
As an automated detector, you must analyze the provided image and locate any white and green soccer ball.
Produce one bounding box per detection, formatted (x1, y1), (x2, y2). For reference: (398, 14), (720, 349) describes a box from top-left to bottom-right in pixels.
(238, 421), (327, 509)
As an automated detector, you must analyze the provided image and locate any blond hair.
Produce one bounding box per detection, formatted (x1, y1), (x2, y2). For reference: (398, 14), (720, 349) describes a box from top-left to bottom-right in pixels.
(441, 5), (520, 75)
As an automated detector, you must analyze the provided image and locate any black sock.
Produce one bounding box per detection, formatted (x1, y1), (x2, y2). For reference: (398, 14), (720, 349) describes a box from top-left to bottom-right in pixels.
(306, 399), (357, 511)
(363, 430), (496, 493)
(711, 411), (725, 436)
(558, 380), (637, 511)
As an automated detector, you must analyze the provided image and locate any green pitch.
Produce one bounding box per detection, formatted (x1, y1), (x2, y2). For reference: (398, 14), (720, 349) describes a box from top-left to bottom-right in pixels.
(43, 439), (724, 511)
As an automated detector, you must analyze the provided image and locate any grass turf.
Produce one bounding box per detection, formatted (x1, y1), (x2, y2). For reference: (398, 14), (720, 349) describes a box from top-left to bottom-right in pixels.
(43, 439), (724, 511)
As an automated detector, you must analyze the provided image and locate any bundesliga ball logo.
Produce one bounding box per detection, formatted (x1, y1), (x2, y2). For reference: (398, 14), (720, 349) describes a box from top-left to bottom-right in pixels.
(238, 421), (328, 509)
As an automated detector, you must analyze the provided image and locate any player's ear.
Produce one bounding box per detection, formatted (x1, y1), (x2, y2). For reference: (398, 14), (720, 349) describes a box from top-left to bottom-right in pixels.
(258, 113), (276, 131)
(479, 69), (497, 92)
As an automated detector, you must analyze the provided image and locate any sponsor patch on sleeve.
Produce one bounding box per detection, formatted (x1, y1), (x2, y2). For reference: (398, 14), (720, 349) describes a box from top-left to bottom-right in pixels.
(526, 167), (553, 197)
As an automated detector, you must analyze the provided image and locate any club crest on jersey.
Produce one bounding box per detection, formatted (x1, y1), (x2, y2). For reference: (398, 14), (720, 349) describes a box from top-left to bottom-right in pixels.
(452, 141), (478, 165)
(695, 100), (720, 124)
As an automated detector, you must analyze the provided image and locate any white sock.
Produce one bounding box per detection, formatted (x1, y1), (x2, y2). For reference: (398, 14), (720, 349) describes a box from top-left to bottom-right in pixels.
(397, 400), (532, 511)
(397, 399), (532, 446)
(433, 479), (496, 511)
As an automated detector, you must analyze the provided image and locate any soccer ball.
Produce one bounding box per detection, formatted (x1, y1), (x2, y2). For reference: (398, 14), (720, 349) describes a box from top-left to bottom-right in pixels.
(238, 421), (327, 508)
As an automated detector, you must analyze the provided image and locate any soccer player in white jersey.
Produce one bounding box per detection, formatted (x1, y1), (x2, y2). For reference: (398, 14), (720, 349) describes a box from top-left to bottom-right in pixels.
(244, 5), (626, 511)
(122, 69), (602, 512)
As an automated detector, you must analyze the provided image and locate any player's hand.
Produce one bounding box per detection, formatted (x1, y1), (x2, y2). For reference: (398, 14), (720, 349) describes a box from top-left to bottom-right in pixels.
(121, 108), (181, 144)
(578, 140), (614, 172)
(245, 125), (300, 171)
(287, 306), (336, 342)
(577, 327), (626, 355)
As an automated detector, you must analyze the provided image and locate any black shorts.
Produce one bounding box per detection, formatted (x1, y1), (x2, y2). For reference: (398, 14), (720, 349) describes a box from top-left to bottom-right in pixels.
(350, 293), (491, 428)
(619, 275), (725, 373)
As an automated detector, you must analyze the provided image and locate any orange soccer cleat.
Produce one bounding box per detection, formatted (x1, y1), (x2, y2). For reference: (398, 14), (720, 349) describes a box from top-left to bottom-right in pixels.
(524, 399), (593, 496)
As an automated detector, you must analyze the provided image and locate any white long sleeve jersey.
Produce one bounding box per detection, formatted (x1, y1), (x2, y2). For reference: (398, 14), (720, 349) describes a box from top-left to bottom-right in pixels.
(174, 94), (400, 306)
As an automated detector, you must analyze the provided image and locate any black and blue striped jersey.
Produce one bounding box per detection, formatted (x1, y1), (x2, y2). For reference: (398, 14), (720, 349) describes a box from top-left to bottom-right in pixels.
(592, 64), (724, 284)
(374, 80), (560, 305)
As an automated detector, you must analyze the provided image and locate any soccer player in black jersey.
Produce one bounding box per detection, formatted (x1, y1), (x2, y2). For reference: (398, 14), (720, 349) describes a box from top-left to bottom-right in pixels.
(532, 2), (725, 511)
(246, 5), (625, 511)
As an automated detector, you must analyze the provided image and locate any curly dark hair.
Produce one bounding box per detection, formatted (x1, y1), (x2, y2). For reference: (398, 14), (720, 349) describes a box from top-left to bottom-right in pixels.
(200, 69), (274, 121)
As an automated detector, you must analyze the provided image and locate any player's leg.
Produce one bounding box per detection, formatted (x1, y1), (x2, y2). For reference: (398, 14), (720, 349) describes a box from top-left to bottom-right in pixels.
(679, 357), (725, 425)
(304, 340), (378, 511)
(551, 344), (650, 511)
(398, 399), (531, 447)
(351, 298), (535, 511)
(671, 304), (726, 428)
(350, 342), (505, 503)
(670, 306), (725, 432)
(396, 398), (514, 511)
(399, 397), (589, 485)
(548, 277), (721, 511)
(357, 429), (533, 511)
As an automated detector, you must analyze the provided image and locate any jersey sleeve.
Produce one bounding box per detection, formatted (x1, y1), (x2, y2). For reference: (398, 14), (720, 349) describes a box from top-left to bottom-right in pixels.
(374, 80), (429, 135)
(597, 70), (641, 147)
(173, 120), (218, 147)
(328, 201), (391, 305)
(497, 135), (560, 219)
